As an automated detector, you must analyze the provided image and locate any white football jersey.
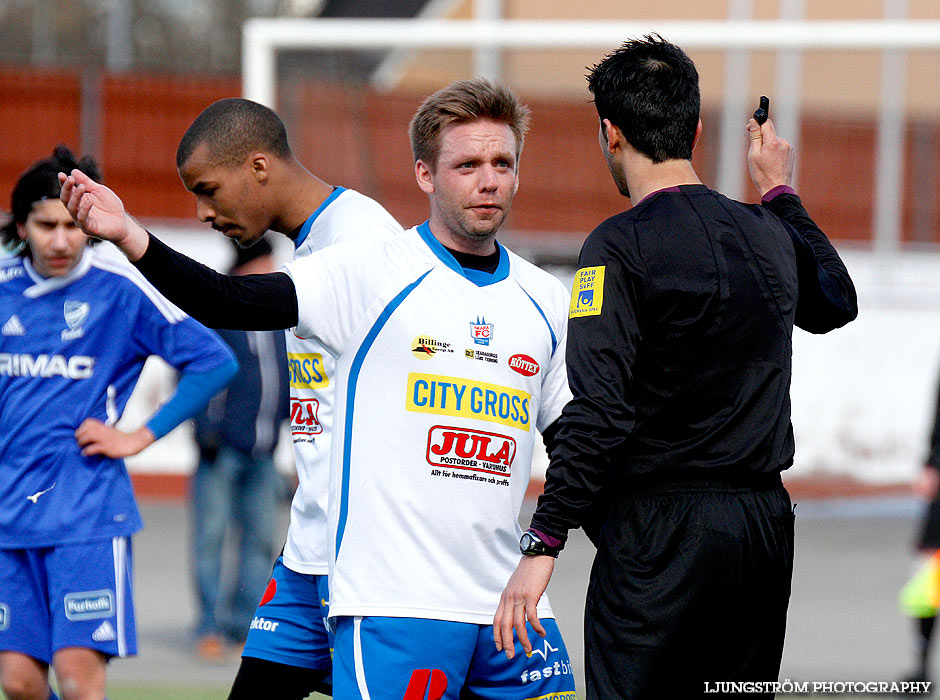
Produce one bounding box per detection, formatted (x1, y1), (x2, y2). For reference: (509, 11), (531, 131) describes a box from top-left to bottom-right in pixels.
(284, 223), (572, 624)
(282, 187), (402, 575)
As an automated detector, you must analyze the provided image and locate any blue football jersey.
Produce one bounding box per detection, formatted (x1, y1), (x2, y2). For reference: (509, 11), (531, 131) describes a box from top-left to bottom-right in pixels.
(0, 248), (234, 548)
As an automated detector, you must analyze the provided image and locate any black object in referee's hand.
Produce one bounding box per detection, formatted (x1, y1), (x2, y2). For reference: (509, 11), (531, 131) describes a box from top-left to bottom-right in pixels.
(753, 96), (770, 125)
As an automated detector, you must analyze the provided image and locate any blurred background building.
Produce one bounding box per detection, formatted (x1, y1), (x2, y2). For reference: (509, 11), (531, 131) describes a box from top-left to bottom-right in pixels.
(3, 0), (940, 247)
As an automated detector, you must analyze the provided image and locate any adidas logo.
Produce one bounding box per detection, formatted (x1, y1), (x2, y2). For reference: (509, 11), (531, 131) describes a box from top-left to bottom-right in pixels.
(92, 620), (116, 642)
(2, 315), (24, 336)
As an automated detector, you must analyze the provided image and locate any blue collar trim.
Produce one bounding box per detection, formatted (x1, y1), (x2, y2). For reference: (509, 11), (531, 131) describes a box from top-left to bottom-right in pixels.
(294, 186), (347, 250)
(416, 221), (509, 287)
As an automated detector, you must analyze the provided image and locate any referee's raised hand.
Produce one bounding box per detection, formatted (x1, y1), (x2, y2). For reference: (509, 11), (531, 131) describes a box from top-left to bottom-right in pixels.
(58, 169), (151, 261)
(746, 117), (795, 197)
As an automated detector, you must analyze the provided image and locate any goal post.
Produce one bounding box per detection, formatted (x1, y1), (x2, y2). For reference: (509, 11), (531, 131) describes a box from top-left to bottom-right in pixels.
(243, 17), (940, 256)
(243, 18), (940, 107)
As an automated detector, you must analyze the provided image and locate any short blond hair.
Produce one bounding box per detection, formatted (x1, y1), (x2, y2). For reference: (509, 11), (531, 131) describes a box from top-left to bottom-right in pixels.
(409, 78), (531, 168)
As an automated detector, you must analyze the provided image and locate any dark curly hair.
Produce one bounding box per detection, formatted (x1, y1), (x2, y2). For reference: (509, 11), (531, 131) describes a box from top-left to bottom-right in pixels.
(588, 35), (700, 164)
(1, 145), (101, 253)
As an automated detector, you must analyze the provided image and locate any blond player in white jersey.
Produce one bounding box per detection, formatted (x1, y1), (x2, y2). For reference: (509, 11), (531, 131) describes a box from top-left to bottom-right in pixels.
(147, 98), (401, 698)
(61, 79), (578, 700)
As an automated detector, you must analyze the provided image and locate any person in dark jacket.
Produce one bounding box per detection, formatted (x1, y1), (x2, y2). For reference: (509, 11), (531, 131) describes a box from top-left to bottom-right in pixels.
(494, 35), (858, 699)
(899, 375), (940, 684)
(190, 237), (289, 661)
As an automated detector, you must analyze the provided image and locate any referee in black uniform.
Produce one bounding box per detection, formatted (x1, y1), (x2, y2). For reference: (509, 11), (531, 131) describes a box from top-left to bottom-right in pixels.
(495, 36), (858, 698)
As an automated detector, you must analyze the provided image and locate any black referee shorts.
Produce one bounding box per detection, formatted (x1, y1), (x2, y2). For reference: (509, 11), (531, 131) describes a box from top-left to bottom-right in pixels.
(584, 479), (794, 700)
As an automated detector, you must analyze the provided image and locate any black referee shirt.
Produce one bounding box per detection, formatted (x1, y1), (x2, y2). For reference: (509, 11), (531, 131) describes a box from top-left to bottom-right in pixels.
(531, 185), (857, 544)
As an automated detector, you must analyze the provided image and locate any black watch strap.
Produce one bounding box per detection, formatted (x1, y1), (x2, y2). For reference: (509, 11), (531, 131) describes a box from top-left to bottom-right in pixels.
(520, 529), (560, 558)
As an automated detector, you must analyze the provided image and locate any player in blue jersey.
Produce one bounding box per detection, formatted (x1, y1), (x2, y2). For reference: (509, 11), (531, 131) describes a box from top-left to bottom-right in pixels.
(0, 147), (238, 700)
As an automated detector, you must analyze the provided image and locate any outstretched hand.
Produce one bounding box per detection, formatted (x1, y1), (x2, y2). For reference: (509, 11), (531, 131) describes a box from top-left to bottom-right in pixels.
(493, 554), (554, 659)
(75, 419), (155, 458)
(746, 117), (795, 197)
(58, 170), (150, 261)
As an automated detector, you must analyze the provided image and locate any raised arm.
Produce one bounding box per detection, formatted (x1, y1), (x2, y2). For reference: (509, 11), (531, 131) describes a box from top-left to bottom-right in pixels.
(60, 169), (298, 330)
(746, 119), (858, 333)
(59, 169), (150, 261)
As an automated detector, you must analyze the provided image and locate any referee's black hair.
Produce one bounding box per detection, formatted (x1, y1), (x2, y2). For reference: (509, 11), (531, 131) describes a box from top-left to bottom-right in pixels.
(177, 98), (292, 170)
(1, 145), (100, 253)
(588, 35), (700, 164)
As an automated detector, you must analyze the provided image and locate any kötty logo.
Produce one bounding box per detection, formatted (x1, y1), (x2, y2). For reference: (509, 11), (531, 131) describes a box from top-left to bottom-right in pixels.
(508, 354), (539, 376)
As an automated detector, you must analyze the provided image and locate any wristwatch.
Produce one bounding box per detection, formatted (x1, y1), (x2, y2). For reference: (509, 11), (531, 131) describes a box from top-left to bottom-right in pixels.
(519, 529), (561, 558)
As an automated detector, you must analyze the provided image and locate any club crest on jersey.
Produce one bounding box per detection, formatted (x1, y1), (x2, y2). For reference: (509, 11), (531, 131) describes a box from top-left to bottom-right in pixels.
(64, 590), (114, 620)
(0, 603), (9, 630)
(569, 266), (605, 319)
(291, 398), (322, 436)
(62, 300), (89, 340)
(411, 335), (453, 360)
(426, 426), (515, 476)
(469, 317), (493, 346)
(508, 354), (539, 376)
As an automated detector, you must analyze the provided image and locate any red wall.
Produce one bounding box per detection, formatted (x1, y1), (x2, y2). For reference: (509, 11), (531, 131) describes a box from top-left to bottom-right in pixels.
(2, 64), (929, 246)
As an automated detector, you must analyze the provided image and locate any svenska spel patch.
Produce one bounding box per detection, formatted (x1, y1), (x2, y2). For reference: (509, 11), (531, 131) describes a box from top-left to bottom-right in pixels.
(569, 266), (605, 318)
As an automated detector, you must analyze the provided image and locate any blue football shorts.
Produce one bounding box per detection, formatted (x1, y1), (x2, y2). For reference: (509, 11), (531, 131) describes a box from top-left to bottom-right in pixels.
(333, 615), (576, 700)
(241, 556), (333, 672)
(0, 537), (136, 663)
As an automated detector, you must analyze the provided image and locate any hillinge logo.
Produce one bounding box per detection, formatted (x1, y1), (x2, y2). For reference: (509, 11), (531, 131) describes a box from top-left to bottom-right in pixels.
(64, 590), (114, 620)
(0, 603), (9, 630)
(412, 335), (453, 360)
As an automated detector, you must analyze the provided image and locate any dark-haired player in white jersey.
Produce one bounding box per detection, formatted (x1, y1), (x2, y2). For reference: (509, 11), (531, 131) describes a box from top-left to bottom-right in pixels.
(61, 79), (579, 700)
(167, 98), (403, 697)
